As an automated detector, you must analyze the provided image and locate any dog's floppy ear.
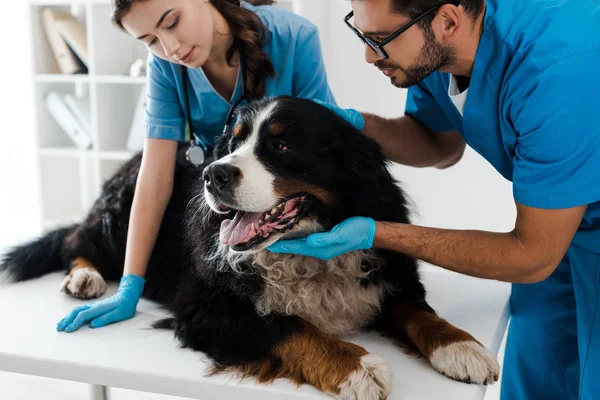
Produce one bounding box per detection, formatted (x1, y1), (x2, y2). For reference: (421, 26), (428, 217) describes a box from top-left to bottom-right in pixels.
(213, 131), (232, 159)
(338, 130), (387, 181)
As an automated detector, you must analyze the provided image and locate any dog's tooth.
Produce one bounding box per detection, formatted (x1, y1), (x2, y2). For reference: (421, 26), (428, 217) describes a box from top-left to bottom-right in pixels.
(259, 218), (264, 225)
(271, 207), (278, 214)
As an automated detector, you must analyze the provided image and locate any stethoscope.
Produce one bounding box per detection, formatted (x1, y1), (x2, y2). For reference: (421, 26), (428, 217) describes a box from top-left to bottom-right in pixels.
(182, 40), (249, 167)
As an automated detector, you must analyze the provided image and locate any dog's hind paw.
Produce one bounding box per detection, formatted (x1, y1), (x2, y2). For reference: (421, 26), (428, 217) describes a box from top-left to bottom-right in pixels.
(337, 354), (392, 400)
(429, 340), (500, 385)
(60, 259), (107, 300)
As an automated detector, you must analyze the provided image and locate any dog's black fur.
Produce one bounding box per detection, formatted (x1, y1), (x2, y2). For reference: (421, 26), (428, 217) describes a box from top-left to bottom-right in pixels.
(2, 97), (495, 397)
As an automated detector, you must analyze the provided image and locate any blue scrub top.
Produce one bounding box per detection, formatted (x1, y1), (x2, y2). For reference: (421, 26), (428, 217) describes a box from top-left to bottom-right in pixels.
(405, 0), (600, 254)
(144, 1), (335, 149)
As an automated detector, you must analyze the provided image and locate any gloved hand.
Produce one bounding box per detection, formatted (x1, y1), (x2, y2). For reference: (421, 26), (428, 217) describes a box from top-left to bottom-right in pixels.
(57, 274), (145, 333)
(311, 99), (365, 131)
(267, 217), (376, 260)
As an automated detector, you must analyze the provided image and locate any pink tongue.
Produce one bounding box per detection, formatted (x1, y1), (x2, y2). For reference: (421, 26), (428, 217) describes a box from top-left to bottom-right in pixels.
(220, 211), (262, 246)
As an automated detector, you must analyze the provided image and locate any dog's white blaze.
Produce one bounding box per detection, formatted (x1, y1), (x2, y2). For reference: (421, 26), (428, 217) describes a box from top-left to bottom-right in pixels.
(210, 101), (279, 212)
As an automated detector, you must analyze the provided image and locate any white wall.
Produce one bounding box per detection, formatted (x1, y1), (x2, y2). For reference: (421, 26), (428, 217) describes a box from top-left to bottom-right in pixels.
(0, 2), (41, 252)
(303, 0), (516, 236)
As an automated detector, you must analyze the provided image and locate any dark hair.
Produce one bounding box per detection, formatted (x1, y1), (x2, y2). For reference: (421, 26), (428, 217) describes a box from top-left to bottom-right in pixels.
(390, 0), (484, 28)
(111, 0), (276, 99)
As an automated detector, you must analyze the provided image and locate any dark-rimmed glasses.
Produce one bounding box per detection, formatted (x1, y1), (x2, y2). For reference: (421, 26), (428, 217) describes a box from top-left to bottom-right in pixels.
(344, 0), (460, 59)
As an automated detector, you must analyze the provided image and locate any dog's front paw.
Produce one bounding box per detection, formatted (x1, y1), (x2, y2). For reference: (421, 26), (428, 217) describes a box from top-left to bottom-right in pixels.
(337, 354), (392, 400)
(429, 341), (500, 385)
(60, 260), (106, 300)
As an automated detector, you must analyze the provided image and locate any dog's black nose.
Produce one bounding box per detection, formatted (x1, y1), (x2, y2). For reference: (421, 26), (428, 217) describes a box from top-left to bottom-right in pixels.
(203, 163), (239, 192)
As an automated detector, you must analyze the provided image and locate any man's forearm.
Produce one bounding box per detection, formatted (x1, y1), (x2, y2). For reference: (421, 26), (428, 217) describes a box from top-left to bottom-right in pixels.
(374, 222), (557, 283)
(362, 113), (465, 168)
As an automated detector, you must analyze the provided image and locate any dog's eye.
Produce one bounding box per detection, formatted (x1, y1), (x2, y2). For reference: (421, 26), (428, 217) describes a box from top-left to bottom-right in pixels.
(273, 141), (289, 151)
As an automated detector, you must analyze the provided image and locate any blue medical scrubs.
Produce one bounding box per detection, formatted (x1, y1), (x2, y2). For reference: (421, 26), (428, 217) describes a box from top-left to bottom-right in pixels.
(404, 0), (600, 398)
(144, 1), (335, 149)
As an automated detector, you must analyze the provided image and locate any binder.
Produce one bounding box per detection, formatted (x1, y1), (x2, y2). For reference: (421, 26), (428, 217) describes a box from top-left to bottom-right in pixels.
(45, 91), (93, 150)
(63, 93), (91, 136)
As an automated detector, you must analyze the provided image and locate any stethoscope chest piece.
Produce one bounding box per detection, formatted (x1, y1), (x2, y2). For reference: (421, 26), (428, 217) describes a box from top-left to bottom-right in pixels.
(185, 145), (205, 167)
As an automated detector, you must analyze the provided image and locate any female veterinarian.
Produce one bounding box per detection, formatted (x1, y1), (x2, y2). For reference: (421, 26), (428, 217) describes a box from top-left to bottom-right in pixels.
(56, 0), (334, 332)
(268, 0), (600, 399)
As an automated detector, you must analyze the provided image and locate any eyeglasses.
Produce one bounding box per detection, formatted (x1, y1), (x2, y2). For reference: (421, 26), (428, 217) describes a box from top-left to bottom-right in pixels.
(344, 0), (460, 59)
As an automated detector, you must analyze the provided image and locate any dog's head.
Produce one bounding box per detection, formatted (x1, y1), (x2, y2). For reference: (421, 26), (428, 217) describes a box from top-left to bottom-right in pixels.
(203, 96), (394, 253)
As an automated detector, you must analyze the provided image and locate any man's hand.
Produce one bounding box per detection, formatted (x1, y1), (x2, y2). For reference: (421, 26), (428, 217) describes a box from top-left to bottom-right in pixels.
(267, 216), (376, 260)
(373, 203), (587, 283)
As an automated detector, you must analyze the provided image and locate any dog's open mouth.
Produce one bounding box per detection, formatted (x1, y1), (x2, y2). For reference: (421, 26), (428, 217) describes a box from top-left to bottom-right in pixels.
(219, 195), (310, 250)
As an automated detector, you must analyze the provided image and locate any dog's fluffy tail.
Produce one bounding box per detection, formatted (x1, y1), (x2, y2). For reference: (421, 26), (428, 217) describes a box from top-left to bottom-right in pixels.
(0, 225), (76, 282)
(152, 317), (177, 330)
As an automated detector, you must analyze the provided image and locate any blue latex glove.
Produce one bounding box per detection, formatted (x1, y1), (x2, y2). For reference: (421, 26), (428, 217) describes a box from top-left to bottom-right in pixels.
(311, 99), (365, 131)
(267, 217), (376, 260)
(57, 274), (145, 333)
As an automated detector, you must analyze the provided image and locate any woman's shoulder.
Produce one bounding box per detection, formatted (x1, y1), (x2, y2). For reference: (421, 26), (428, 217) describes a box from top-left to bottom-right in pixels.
(147, 52), (179, 82)
(242, 1), (319, 41)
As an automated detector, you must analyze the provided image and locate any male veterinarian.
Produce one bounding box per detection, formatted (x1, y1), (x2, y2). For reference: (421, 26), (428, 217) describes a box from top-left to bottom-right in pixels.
(268, 0), (600, 399)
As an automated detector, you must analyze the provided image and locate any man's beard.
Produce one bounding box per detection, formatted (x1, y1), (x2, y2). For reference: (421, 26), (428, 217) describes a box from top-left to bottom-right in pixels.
(378, 27), (456, 89)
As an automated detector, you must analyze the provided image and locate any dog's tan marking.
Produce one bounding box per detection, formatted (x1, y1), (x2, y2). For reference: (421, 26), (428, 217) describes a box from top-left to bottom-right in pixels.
(213, 322), (391, 399)
(268, 122), (285, 136)
(273, 178), (338, 207)
(70, 257), (93, 272)
(233, 123), (244, 138)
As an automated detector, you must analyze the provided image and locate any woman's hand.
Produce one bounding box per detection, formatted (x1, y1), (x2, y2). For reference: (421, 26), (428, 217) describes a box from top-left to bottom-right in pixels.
(57, 274), (145, 333)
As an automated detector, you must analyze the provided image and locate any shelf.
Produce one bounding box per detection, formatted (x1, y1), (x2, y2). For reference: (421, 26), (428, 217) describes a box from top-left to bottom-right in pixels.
(98, 150), (136, 161)
(95, 75), (147, 84)
(99, 159), (130, 183)
(30, 5), (89, 75)
(28, 0), (302, 229)
(39, 147), (90, 157)
(30, 0), (108, 5)
(90, 3), (147, 75)
(34, 74), (90, 83)
(96, 84), (144, 151)
(34, 74), (147, 84)
(34, 81), (92, 148)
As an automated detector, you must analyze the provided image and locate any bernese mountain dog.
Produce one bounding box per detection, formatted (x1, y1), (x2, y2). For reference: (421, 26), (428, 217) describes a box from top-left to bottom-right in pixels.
(1, 96), (499, 399)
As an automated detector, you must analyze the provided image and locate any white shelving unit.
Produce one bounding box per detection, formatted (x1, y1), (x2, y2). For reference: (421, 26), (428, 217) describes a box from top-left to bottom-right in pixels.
(29, 0), (147, 232)
(28, 0), (299, 232)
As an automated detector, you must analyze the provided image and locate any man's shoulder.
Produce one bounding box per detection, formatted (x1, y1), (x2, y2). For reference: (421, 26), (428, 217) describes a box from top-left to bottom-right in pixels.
(488, 0), (600, 70)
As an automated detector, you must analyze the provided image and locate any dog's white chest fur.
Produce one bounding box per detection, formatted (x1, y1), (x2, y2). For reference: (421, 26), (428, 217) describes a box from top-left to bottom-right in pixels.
(250, 251), (387, 337)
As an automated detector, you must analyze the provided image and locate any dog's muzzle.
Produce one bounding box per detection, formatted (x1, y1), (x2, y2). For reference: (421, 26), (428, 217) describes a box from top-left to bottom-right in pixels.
(203, 163), (240, 196)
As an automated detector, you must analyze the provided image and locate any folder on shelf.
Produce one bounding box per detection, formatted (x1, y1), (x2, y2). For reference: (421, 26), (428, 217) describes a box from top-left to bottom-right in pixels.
(54, 16), (89, 68)
(41, 8), (88, 75)
(63, 93), (91, 136)
(45, 91), (93, 150)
